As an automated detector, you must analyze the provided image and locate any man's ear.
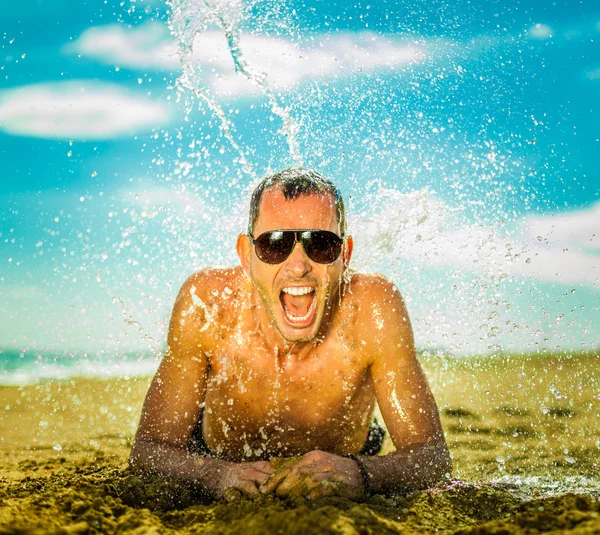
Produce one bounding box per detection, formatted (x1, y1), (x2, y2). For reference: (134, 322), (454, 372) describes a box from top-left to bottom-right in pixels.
(237, 233), (252, 276)
(342, 235), (353, 269)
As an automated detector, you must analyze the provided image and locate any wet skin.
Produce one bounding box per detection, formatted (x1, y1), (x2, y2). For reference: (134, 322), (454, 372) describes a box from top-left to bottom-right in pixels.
(131, 190), (451, 500)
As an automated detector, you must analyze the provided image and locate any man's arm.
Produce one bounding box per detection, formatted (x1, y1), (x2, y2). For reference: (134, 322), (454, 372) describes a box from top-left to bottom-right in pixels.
(261, 275), (450, 500)
(360, 276), (451, 492)
(129, 270), (272, 499)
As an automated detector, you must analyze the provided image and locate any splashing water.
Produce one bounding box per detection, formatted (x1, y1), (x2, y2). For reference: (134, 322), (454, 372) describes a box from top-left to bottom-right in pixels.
(111, 296), (163, 356)
(168, 0), (303, 168)
(349, 186), (524, 355)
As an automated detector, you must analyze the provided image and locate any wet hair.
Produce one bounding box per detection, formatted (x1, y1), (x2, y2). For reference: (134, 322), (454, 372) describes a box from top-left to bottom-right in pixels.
(248, 168), (347, 236)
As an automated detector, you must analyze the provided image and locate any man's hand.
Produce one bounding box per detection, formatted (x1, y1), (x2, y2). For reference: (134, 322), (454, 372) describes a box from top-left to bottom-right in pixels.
(212, 460), (274, 501)
(259, 450), (365, 501)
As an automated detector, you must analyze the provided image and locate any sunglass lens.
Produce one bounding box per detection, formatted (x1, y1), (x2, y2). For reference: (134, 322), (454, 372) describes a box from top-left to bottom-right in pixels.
(255, 231), (295, 264)
(304, 231), (342, 264)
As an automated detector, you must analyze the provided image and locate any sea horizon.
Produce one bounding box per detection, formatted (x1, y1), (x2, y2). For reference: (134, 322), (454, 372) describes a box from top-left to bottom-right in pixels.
(2, 345), (598, 386)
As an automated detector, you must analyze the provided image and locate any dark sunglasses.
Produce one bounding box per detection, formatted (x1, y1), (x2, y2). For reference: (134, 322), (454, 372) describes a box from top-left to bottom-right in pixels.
(249, 229), (344, 265)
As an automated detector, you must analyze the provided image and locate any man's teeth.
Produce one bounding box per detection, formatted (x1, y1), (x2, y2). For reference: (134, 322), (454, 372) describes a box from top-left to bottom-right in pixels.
(281, 286), (314, 296)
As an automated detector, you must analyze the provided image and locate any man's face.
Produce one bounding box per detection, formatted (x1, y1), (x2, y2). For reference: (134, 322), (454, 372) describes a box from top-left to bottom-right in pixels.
(246, 189), (349, 344)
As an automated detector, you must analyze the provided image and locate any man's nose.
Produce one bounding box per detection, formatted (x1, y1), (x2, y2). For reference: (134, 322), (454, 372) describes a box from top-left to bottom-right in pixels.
(284, 241), (312, 276)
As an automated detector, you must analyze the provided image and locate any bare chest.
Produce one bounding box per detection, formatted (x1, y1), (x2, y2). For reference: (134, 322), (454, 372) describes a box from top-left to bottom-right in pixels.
(202, 330), (374, 458)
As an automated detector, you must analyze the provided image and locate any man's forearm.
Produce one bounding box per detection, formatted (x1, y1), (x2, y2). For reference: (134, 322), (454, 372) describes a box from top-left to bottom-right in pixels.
(360, 440), (451, 494)
(129, 437), (227, 492)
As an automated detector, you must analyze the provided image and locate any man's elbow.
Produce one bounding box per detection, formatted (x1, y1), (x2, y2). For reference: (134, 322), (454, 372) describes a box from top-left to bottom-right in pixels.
(128, 436), (159, 471)
(424, 442), (452, 485)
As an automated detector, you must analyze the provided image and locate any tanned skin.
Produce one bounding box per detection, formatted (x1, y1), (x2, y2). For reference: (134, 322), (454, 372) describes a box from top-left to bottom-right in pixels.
(130, 188), (451, 500)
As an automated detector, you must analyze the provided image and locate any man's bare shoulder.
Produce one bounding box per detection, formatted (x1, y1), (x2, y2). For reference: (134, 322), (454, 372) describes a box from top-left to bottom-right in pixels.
(179, 266), (245, 298)
(173, 266), (246, 329)
(346, 271), (405, 306)
(344, 272), (411, 356)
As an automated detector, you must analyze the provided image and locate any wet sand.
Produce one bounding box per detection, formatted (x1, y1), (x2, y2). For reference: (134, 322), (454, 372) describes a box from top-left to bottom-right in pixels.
(1, 352), (599, 534)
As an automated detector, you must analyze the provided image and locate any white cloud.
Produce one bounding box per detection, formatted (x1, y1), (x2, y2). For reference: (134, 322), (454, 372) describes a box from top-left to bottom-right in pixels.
(515, 203), (600, 286)
(525, 203), (600, 250)
(0, 81), (170, 140)
(527, 21), (600, 44)
(204, 32), (424, 97)
(63, 22), (180, 70)
(352, 189), (599, 289)
(587, 68), (600, 80)
(528, 23), (554, 40)
(66, 22), (424, 97)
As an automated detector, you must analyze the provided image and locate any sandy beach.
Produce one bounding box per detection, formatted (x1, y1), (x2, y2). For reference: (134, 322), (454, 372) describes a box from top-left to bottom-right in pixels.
(1, 352), (599, 534)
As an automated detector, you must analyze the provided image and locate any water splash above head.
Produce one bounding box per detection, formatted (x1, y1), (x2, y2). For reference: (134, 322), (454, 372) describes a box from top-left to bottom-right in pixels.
(168, 0), (303, 170)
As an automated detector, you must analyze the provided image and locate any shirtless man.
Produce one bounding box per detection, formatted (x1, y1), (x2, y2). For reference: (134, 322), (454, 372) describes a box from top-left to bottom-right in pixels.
(130, 168), (451, 501)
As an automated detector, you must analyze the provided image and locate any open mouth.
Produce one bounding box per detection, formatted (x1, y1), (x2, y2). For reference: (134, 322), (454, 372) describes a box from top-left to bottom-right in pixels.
(279, 286), (317, 327)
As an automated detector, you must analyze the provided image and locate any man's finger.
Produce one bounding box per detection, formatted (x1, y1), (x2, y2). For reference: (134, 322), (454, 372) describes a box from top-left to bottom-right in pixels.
(237, 479), (260, 496)
(246, 468), (272, 486)
(271, 455), (332, 497)
(307, 480), (338, 501)
(259, 458), (300, 494)
(275, 471), (321, 498)
(296, 462), (332, 475)
(259, 460), (297, 494)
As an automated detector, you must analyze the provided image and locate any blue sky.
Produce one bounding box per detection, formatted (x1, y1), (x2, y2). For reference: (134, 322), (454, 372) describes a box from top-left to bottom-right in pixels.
(1, 0), (599, 358)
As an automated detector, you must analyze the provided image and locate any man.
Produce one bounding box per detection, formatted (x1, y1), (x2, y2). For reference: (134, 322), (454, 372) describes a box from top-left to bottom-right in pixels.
(130, 168), (450, 501)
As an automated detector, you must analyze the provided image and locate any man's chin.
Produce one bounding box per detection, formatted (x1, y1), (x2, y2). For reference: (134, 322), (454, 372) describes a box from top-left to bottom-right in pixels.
(278, 325), (319, 344)
(276, 308), (321, 343)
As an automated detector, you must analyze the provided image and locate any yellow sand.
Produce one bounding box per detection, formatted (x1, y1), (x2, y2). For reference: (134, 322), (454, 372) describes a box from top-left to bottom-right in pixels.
(1, 352), (599, 534)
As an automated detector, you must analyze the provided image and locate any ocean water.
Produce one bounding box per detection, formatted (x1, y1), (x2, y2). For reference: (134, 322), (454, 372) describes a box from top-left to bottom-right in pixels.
(0, 348), (158, 386)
